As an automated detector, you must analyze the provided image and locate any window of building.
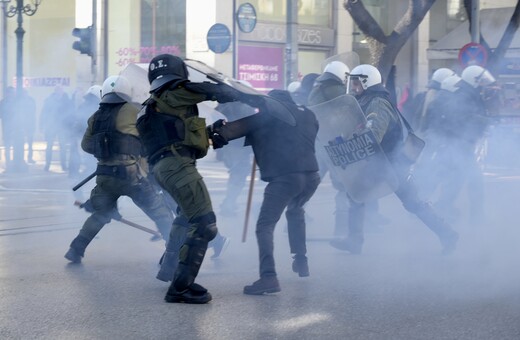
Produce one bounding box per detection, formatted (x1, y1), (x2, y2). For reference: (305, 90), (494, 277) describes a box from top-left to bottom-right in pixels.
(140, 0), (186, 62)
(239, 0), (332, 27)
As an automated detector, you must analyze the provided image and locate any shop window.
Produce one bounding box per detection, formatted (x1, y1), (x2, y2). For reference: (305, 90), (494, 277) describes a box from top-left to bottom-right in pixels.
(140, 0), (186, 62)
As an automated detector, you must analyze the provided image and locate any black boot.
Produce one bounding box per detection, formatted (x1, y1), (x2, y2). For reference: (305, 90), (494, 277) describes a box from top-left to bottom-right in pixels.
(165, 283), (212, 304)
(64, 235), (90, 263)
(292, 254), (309, 277)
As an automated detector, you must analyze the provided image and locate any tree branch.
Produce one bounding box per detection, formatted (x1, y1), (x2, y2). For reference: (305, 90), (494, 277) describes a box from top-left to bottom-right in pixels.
(344, 0), (387, 43)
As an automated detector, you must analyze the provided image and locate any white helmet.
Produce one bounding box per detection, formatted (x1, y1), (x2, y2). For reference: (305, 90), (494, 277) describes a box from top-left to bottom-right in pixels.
(429, 68), (455, 88)
(461, 65), (496, 88)
(84, 85), (102, 100)
(323, 61), (350, 84)
(287, 81), (301, 93)
(440, 75), (461, 93)
(101, 75), (132, 103)
(349, 64), (382, 90)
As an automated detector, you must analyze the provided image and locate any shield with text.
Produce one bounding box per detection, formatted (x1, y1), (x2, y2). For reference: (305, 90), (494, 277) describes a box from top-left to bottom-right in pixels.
(309, 94), (398, 202)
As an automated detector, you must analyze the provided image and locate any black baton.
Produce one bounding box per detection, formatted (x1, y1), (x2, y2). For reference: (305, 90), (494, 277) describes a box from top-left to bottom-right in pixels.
(72, 171), (97, 191)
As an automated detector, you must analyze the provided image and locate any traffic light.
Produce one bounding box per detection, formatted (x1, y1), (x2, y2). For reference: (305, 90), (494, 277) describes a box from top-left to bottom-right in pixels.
(72, 26), (93, 57)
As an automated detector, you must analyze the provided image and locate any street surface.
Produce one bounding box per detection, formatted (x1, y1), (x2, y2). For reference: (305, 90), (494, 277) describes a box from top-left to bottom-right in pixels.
(0, 147), (519, 339)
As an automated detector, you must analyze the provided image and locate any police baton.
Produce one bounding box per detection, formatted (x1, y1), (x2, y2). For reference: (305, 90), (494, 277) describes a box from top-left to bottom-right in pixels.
(72, 171), (97, 191)
(73, 201), (163, 241)
(242, 158), (256, 243)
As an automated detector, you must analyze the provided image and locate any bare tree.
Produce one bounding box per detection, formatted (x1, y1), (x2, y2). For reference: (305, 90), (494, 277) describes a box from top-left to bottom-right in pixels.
(344, 0), (437, 82)
(464, 0), (520, 75)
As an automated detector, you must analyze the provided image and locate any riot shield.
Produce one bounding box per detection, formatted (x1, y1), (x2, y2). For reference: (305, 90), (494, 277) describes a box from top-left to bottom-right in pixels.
(120, 60), (296, 126)
(185, 59), (296, 126)
(119, 63), (226, 124)
(309, 94), (399, 203)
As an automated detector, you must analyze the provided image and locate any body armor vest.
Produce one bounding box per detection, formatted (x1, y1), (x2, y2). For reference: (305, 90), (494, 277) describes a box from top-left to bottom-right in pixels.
(136, 105), (186, 158)
(91, 104), (142, 159)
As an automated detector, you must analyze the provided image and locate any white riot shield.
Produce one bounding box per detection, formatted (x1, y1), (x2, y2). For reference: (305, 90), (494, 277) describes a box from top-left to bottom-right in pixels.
(120, 60), (296, 125)
(119, 63), (226, 124)
(309, 94), (399, 203)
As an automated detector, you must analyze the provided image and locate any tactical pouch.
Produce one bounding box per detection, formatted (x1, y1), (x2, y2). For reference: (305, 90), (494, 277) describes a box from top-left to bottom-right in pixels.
(153, 94), (209, 159)
(182, 116), (209, 159)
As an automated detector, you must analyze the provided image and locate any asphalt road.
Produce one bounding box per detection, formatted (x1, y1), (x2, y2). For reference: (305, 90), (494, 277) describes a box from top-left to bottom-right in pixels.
(0, 150), (519, 339)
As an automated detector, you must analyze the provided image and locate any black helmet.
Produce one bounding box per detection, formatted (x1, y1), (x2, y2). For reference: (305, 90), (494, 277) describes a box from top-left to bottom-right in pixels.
(148, 54), (189, 92)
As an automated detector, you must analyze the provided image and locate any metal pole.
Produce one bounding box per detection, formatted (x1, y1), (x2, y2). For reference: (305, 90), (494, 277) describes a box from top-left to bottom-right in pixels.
(470, 0), (480, 43)
(1, 2), (7, 94)
(15, 0), (23, 96)
(102, 0), (108, 79)
(285, 0), (298, 87)
(232, 0), (236, 78)
(91, 0), (97, 85)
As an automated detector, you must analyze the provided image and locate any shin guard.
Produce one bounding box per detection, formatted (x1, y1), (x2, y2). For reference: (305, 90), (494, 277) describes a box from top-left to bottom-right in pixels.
(173, 212), (218, 291)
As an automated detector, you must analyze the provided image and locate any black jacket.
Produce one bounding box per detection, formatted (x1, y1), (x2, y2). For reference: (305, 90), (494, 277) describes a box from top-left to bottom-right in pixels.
(215, 96), (319, 181)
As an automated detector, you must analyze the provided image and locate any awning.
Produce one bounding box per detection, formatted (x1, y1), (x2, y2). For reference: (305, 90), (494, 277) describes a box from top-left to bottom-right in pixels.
(427, 7), (520, 59)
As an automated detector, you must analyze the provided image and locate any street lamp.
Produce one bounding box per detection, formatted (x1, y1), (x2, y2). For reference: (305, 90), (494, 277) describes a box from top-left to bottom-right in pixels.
(2, 0), (42, 95)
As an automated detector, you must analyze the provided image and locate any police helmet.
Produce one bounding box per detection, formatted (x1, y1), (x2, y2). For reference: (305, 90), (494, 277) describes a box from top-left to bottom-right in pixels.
(440, 75), (461, 93)
(148, 54), (189, 92)
(101, 75), (132, 104)
(429, 68), (455, 89)
(287, 81), (301, 93)
(320, 61), (350, 84)
(85, 85), (102, 100)
(461, 65), (496, 88)
(349, 64), (382, 90)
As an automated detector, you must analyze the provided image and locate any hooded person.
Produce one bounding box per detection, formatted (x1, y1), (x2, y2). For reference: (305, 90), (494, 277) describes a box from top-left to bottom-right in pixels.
(136, 54), (238, 304)
(207, 89), (320, 295)
(329, 64), (459, 255)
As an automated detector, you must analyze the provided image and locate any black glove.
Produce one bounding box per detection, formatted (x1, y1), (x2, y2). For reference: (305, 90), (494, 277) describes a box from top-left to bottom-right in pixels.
(207, 119), (228, 149)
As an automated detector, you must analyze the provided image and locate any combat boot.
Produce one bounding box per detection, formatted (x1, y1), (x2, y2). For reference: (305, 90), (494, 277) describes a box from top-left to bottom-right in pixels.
(243, 276), (281, 295)
(165, 282), (212, 304)
(64, 235), (90, 263)
(64, 247), (83, 263)
(292, 254), (309, 277)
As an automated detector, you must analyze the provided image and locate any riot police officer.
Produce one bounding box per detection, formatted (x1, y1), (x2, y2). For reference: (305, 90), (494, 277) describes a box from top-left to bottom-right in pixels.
(330, 64), (459, 255)
(137, 54), (237, 304)
(64, 75), (174, 264)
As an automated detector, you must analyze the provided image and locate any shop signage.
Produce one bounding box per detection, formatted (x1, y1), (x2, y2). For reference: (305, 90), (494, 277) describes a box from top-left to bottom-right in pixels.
(207, 23), (232, 54)
(238, 46), (284, 92)
(237, 3), (257, 33)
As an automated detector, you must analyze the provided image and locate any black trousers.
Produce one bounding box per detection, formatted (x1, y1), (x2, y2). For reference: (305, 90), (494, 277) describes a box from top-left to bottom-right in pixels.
(256, 172), (320, 278)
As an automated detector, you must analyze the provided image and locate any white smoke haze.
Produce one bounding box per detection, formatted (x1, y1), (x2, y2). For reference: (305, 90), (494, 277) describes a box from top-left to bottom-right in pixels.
(1, 58), (519, 338)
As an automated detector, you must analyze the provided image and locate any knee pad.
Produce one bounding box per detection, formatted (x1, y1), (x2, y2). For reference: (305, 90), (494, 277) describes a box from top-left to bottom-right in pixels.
(191, 212), (218, 242)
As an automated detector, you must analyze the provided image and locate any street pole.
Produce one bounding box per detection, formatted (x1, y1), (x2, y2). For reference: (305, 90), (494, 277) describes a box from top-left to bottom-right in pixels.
(470, 0), (480, 43)
(91, 0), (97, 85)
(285, 0), (298, 88)
(232, 0), (237, 78)
(1, 1), (7, 95)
